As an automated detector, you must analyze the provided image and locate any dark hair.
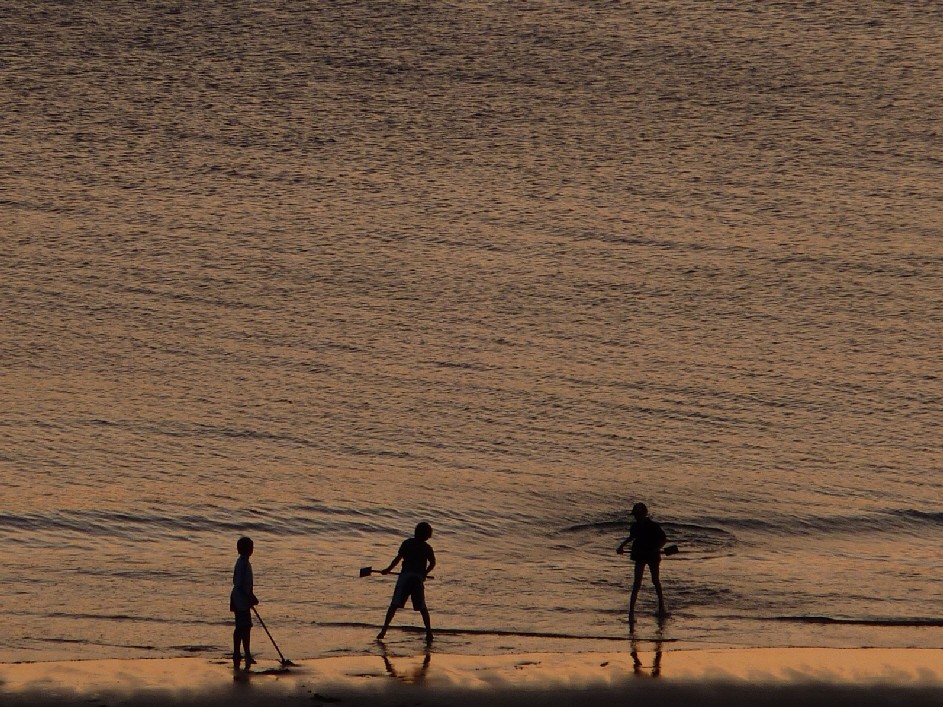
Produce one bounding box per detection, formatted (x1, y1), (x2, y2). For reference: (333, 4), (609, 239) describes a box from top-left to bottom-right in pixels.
(631, 502), (648, 517)
(237, 536), (254, 554)
(414, 522), (433, 540)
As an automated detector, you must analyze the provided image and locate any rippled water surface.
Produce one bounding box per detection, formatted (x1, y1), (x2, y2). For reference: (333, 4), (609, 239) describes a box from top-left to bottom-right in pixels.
(1, 1), (941, 662)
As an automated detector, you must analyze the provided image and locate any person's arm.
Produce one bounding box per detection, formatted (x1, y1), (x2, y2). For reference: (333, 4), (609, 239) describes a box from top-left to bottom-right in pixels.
(617, 524), (637, 554)
(246, 563), (260, 605)
(425, 547), (436, 577)
(380, 552), (403, 575)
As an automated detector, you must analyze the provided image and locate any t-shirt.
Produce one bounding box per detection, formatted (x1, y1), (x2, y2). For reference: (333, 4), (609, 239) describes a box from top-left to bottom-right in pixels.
(399, 537), (435, 575)
(629, 517), (666, 562)
(230, 555), (254, 611)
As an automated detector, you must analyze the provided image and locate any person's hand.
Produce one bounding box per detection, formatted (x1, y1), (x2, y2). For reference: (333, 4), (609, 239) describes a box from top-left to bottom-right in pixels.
(380, 567), (391, 575)
(616, 546), (625, 555)
(251, 596), (259, 606)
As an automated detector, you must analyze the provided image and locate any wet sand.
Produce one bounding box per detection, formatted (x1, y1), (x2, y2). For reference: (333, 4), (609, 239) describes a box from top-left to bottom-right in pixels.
(2, 647), (943, 706)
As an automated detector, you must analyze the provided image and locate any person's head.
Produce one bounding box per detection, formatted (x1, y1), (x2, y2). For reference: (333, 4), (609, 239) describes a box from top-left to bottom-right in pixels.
(414, 522), (433, 541)
(631, 502), (648, 519)
(237, 536), (254, 556)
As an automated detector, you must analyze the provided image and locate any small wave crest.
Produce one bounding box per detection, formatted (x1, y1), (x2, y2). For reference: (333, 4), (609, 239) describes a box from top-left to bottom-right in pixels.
(771, 616), (943, 628)
(0, 508), (394, 542)
(13, 611), (228, 627)
(714, 509), (943, 538)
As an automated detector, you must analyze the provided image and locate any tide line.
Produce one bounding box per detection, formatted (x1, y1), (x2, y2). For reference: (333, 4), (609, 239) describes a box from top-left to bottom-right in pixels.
(316, 622), (676, 642)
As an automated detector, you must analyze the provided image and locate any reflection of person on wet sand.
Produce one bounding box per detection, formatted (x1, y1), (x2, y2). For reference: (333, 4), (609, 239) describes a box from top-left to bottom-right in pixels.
(617, 502), (667, 626)
(630, 624), (665, 678)
(381, 645), (432, 685)
(376, 522), (436, 643)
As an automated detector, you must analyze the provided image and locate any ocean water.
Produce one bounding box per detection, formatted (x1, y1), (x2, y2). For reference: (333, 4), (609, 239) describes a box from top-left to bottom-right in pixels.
(1, 0), (941, 664)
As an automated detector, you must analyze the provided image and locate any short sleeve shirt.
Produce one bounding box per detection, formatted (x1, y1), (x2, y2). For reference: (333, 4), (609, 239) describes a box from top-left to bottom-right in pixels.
(399, 537), (435, 574)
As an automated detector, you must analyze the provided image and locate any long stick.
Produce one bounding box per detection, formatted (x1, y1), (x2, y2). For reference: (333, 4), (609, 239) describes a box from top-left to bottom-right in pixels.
(360, 566), (435, 579)
(251, 606), (295, 666)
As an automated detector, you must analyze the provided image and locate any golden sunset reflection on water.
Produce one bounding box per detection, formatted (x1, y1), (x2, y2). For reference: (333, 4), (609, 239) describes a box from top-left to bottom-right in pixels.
(2, 0), (941, 676)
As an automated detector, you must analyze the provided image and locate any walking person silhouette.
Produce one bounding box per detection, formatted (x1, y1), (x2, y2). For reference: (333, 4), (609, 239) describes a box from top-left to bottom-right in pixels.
(617, 502), (667, 626)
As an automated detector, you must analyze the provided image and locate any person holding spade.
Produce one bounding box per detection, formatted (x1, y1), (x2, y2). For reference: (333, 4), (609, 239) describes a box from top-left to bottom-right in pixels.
(617, 502), (668, 626)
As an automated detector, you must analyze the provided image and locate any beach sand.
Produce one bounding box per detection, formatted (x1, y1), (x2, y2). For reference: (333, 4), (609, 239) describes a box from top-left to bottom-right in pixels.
(2, 647), (943, 706)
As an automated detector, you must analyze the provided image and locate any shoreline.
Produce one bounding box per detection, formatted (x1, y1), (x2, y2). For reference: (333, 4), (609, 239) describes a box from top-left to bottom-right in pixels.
(3, 647), (943, 706)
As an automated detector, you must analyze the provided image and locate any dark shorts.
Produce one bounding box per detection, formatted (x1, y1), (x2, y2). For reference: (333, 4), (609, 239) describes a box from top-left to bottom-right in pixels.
(233, 610), (252, 629)
(390, 572), (426, 611)
(632, 553), (661, 571)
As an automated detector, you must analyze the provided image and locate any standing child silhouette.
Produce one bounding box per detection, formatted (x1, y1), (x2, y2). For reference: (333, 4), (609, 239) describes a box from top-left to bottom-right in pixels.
(376, 522), (436, 643)
(617, 502), (667, 626)
(230, 536), (260, 670)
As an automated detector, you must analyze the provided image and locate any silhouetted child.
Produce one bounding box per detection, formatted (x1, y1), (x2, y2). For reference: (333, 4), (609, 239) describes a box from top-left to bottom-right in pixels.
(230, 536), (259, 669)
(617, 502), (667, 625)
(377, 522), (436, 643)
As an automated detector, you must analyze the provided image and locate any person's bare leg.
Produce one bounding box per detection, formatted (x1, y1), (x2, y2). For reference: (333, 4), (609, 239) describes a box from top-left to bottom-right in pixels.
(377, 606), (397, 640)
(629, 562), (645, 626)
(420, 607), (433, 643)
(650, 562), (667, 617)
(242, 629), (254, 667)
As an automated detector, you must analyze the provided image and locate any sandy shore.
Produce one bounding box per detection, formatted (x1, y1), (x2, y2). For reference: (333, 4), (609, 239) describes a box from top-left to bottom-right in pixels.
(2, 647), (943, 706)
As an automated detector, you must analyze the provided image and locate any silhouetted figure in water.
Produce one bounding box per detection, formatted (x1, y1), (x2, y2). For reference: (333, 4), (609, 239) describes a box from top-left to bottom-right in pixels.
(617, 502), (667, 625)
(230, 536), (260, 670)
(377, 522), (436, 643)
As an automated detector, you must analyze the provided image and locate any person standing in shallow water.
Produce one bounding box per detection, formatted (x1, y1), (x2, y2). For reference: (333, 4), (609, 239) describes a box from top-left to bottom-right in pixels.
(617, 502), (667, 626)
(230, 536), (259, 670)
(377, 522), (436, 643)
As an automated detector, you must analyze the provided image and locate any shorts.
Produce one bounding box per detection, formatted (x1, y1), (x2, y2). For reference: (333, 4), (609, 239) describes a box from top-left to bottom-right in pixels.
(631, 552), (661, 571)
(233, 610), (252, 629)
(390, 572), (426, 611)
